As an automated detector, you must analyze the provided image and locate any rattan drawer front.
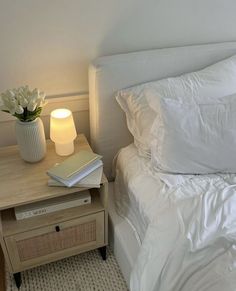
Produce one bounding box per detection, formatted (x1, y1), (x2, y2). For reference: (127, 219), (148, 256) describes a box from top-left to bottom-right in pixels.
(5, 212), (104, 272)
(17, 220), (96, 261)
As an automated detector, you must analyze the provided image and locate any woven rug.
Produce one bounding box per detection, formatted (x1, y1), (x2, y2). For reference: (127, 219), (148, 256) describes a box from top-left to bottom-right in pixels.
(6, 247), (128, 291)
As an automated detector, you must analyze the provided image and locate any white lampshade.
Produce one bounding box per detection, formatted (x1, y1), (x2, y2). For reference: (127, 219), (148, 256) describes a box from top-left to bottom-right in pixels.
(50, 109), (77, 156)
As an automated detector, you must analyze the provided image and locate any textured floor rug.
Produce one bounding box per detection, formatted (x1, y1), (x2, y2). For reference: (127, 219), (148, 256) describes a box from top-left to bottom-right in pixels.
(6, 248), (128, 291)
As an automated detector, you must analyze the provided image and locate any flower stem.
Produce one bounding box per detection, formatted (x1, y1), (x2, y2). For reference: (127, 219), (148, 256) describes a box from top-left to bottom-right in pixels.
(24, 108), (27, 121)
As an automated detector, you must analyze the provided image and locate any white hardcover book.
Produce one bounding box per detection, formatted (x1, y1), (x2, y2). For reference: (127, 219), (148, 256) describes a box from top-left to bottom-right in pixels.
(48, 166), (103, 188)
(15, 190), (91, 220)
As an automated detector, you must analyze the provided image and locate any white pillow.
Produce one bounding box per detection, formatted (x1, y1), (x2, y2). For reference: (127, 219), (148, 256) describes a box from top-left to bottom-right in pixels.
(116, 54), (236, 158)
(116, 85), (156, 158)
(150, 94), (236, 174)
(146, 54), (236, 111)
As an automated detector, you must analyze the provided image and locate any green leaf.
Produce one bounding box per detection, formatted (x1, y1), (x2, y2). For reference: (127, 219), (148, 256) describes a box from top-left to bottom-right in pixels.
(1, 106), (42, 122)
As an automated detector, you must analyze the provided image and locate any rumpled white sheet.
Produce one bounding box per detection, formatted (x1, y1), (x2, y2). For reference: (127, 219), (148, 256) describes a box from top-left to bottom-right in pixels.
(114, 144), (236, 291)
(114, 144), (166, 242)
(131, 171), (236, 291)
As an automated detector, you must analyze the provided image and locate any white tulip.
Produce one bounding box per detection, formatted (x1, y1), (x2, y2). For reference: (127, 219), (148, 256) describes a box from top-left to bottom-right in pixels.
(9, 98), (17, 108)
(18, 91), (29, 105)
(21, 86), (30, 100)
(3, 98), (17, 115)
(38, 98), (47, 107)
(18, 96), (28, 107)
(31, 89), (38, 101)
(27, 100), (37, 111)
(22, 98), (28, 107)
(1, 86), (46, 120)
(15, 105), (24, 114)
(1, 94), (17, 112)
(39, 91), (46, 100)
(16, 93), (21, 102)
(2, 95), (15, 112)
(1, 95), (10, 107)
(7, 90), (15, 98)
(36, 98), (42, 107)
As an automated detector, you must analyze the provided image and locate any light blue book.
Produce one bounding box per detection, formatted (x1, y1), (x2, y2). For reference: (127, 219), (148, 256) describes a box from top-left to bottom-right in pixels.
(47, 150), (103, 187)
(48, 166), (103, 188)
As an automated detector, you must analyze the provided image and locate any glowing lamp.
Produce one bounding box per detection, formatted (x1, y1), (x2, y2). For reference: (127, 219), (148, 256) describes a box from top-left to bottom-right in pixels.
(50, 109), (77, 156)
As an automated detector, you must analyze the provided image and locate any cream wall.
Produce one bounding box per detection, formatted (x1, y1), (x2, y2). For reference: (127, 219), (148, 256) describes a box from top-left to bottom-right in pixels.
(0, 0), (236, 145)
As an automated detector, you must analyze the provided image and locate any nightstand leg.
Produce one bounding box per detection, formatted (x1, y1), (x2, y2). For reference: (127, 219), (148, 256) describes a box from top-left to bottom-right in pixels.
(13, 272), (21, 289)
(0, 246), (5, 291)
(99, 246), (107, 260)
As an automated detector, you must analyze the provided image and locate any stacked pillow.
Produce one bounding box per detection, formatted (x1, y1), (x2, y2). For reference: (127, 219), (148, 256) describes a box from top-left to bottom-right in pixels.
(116, 54), (236, 174)
(116, 84), (156, 158)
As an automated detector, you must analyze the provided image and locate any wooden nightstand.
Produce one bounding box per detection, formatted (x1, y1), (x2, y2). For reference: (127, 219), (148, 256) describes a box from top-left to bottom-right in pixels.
(0, 134), (108, 289)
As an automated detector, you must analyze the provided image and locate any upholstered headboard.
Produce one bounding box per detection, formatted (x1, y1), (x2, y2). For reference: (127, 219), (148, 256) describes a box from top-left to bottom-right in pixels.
(89, 42), (236, 178)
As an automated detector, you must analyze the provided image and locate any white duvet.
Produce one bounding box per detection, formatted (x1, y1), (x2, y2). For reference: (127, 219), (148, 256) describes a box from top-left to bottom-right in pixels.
(114, 145), (236, 291)
(131, 171), (236, 291)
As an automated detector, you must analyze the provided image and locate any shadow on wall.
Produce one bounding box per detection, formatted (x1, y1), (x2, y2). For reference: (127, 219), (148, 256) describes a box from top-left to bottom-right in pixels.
(0, 0), (236, 99)
(97, 0), (236, 57)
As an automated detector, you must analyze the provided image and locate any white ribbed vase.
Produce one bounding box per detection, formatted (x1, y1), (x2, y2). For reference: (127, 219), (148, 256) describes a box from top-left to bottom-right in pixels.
(15, 118), (46, 163)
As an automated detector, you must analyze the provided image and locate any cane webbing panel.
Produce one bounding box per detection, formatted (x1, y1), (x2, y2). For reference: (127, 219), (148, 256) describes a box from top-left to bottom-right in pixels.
(17, 220), (96, 262)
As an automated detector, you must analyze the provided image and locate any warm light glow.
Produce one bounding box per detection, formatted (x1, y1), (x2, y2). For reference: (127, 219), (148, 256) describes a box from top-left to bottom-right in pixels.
(51, 108), (71, 119)
(50, 108), (77, 156)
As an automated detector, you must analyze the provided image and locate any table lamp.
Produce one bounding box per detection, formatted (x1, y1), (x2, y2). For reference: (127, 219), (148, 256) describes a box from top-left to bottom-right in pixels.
(50, 109), (77, 156)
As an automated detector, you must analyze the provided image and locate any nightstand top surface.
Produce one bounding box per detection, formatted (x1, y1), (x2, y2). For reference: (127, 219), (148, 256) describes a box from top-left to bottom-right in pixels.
(0, 134), (107, 210)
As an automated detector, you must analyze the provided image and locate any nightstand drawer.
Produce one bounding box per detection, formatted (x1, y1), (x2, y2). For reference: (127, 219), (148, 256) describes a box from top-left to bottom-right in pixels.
(5, 211), (105, 272)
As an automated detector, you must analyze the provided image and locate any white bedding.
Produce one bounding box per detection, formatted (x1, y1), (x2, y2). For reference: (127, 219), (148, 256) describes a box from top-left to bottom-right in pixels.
(114, 144), (166, 243)
(114, 145), (236, 291)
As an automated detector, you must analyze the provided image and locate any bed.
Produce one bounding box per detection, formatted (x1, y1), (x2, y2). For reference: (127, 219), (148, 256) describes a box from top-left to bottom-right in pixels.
(89, 42), (236, 290)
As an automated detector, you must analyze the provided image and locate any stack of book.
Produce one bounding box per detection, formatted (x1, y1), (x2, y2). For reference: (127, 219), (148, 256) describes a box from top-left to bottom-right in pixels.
(14, 151), (103, 220)
(47, 150), (103, 188)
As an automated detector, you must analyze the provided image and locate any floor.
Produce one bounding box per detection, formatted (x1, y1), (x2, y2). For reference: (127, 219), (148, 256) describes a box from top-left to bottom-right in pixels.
(5, 247), (128, 291)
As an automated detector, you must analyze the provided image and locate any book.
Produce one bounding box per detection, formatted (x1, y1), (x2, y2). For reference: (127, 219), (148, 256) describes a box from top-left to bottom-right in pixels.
(48, 166), (103, 188)
(15, 190), (91, 220)
(47, 150), (103, 187)
(48, 160), (103, 187)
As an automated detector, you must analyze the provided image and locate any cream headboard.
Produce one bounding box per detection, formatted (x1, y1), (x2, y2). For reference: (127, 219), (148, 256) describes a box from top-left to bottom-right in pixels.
(89, 42), (236, 178)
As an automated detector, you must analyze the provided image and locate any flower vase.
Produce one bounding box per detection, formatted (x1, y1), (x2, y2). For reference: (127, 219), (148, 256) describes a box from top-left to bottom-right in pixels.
(15, 118), (46, 162)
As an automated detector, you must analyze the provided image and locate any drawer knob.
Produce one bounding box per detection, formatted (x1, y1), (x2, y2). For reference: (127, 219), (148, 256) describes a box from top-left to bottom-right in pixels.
(55, 226), (60, 232)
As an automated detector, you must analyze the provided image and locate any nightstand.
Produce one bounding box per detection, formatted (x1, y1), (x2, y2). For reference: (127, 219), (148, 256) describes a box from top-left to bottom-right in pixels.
(0, 134), (108, 289)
